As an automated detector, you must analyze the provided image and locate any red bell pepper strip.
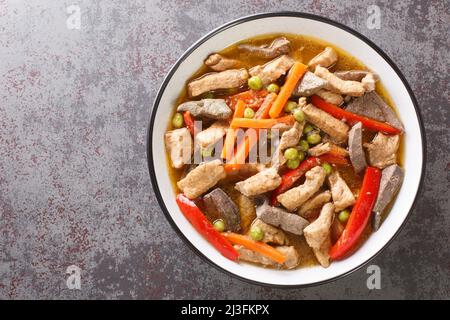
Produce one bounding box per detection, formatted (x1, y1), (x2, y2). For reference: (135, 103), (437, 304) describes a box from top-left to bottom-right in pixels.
(270, 154), (350, 205)
(183, 111), (195, 135)
(329, 166), (381, 260)
(318, 153), (350, 166)
(310, 95), (402, 135)
(176, 194), (239, 261)
(225, 89), (269, 110)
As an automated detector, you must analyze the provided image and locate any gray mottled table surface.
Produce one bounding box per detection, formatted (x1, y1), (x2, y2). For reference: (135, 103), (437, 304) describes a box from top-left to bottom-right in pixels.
(0, 0), (449, 299)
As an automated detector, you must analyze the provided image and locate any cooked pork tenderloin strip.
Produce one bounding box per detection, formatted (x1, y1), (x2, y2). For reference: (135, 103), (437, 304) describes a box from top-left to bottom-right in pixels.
(334, 70), (372, 81)
(361, 72), (377, 92)
(177, 159), (226, 199)
(298, 190), (332, 218)
(235, 168), (282, 197)
(364, 133), (400, 169)
(304, 202), (335, 267)
(203, 188), (241, 232)
(228, 163), (265, 177)
(177, 99), (232, 120)
(194, 120), (228, 150)
(315, 66), (365, 97)
(308, 142), (348, 157)
(204, 53), (239, 71)
(271, 121), (305, 169)
(249, 55), (295, 86)
(308, 47), (338, 70)
(234, 245), (299, 269)
(328, 171), (356, 212)
(256, 201), (309, 235)
(271, 122), (293, 134)
(165, 128), (193, 169)
(250, 219), (289, 245)
(188, 69), (249, 97)
(293, 71), (328, 96)
(302, 103), (349, 144)
(372, 164), (404, 231)
(277, 166), (327, 211)
(238, 37), (290, 59)
(315, 89), (344, 105)
(348, 122), (367, 174)
(298, 96), (307, 108)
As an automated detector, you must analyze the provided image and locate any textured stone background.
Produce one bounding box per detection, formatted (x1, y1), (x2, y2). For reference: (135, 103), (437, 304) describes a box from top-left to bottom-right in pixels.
(0, 0), (448, 299)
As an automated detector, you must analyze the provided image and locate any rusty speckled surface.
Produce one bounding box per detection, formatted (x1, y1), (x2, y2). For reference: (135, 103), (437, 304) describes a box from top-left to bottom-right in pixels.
(0, 0), (449, 299)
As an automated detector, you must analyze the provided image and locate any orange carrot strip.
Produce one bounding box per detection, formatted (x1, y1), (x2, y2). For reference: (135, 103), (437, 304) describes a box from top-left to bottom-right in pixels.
(255, 92), (277, 119)
(230, 115), (295, 129)
(223, 232), (287, 264)
(233, 99), (246, 118)
(224, 95), (277, 170)
(221, 100), (245, 159)
(269, 62), (308, 119)
(221, 128), (236, 160)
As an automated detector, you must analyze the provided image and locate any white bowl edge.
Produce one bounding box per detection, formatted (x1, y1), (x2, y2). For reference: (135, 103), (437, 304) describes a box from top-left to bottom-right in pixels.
(149, 13), (424, 286)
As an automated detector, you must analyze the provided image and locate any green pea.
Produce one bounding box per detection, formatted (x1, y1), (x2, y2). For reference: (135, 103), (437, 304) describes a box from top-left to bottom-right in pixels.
(286, 158), (300, 169)
(250, 226), (264, 241)
(284, 101), (298, 113)
(202, 148), (213, 158)
(338, 210), (350, 224)
(213, 219), (225, 232)
(244, 107), (255, 119)
(172, 112), (184, 128)
(299, 140), (309, 152)
(266, 83), (280, 93)
(322, 162), (333, 175)
(307, 133), (321, 145)
(202, 92), (214, 99)
(303, 124), (314, 134)
(284, 147), (299, 160)
(297, 151), (305, 162)
(248, 76), (263, 90)
(293, 109), (305, 122)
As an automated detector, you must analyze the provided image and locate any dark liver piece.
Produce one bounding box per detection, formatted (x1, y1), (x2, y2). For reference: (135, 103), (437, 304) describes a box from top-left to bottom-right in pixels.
(348, 122), (367, 174)
(256, 201), (309, 235)
(346, 92), (404, 131)
(203, 188), (241, 232)
(372, 164), (404, 230)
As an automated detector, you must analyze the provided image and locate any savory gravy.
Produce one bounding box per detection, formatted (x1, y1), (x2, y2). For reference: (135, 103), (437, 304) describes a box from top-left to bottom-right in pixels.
(166, 33), (403, 268)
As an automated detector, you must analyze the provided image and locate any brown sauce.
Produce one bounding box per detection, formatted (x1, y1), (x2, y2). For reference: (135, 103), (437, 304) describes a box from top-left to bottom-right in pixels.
(165, 33), (404, 269)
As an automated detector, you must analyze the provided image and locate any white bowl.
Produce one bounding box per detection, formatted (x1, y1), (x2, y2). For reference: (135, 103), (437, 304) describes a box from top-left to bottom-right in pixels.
(147, 12), (425, 287)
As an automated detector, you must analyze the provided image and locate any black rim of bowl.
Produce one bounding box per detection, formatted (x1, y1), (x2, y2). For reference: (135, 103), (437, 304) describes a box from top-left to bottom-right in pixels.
(146, 11), (426, 288)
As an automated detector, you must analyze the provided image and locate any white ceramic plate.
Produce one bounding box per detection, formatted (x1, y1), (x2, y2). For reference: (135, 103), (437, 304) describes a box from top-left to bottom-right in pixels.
(147, 12), (425, 287)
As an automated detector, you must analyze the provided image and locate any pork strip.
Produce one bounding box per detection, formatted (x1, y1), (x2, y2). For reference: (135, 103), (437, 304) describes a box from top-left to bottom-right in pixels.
(235, 168), (282, 197)
(188, 69), (249, 97)
(277, 166), (327, 211)
(177, 159), (226, 199)
(302, 103), (349, 144)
